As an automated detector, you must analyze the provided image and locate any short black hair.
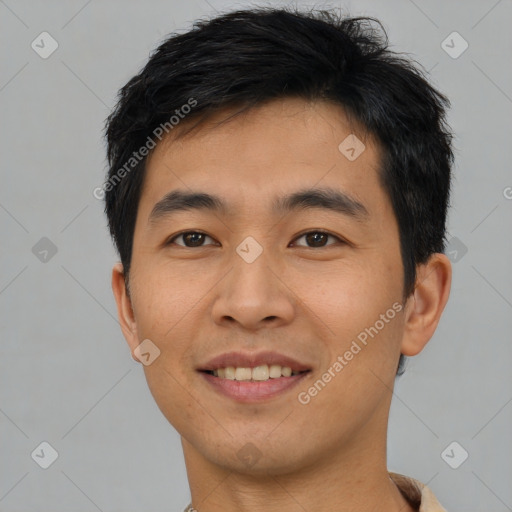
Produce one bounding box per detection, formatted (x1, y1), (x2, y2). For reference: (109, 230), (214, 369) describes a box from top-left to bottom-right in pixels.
(103, 7), (454, 376)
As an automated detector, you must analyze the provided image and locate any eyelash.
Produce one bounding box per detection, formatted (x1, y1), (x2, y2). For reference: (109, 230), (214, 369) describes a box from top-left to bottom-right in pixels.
(165, 230), (346, 248)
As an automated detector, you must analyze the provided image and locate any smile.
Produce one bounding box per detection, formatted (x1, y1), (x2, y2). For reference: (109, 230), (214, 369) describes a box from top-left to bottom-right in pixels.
(204, 364), (305, 381)
(197, 350), (312, 402)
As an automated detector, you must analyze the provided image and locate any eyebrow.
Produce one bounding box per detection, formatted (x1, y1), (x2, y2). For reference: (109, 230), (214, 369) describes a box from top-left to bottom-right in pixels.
(148, 186), (369, 224)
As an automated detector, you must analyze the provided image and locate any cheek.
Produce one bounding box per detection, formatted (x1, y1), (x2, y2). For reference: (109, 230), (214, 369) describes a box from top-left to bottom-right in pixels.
(343, 268), (404, 365)
(142, 361), (203, 443)
(131, 261), (206, 340)
(296, 261), (405, 408)
(130, 270), (205, 431)
(293, 257), (402, 342)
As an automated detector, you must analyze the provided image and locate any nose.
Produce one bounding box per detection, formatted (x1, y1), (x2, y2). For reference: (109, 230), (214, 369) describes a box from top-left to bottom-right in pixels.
(211, 251), (296, 331)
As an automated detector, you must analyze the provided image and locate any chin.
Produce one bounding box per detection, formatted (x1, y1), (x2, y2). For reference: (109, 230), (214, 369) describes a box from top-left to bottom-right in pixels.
(192, 434), (315, 477)
(217, 452), (308, 477)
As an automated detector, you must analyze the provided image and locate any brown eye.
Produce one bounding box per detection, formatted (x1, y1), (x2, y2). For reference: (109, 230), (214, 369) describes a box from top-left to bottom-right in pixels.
(167, 231), (216, 247)
(292, 231), (343, 248)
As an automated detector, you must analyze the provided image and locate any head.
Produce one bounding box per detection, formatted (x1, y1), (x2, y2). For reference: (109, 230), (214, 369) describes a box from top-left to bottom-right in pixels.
(104, 7), (452, 476)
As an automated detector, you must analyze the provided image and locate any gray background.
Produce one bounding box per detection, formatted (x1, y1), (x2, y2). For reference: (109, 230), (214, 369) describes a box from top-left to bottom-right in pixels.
(1, 0), (511, 511)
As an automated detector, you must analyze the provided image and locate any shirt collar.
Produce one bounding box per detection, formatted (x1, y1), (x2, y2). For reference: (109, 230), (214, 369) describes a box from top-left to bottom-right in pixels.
(183, 472), (447, 512)
(389, 472), (447, 512)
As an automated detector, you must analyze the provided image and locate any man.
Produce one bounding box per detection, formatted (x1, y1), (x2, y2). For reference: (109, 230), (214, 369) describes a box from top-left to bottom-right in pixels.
(103, 7), (453, 511)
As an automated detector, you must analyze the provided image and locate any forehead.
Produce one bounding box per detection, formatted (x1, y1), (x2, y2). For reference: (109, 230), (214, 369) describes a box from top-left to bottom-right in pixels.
(138, 97), (389, 224)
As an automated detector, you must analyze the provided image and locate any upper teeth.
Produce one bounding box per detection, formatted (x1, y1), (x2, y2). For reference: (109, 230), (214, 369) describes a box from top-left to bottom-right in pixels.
(213, 365), (298, 380)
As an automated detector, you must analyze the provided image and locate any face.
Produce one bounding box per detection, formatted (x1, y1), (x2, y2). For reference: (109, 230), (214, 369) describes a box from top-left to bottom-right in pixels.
(116, 97), (411, 475)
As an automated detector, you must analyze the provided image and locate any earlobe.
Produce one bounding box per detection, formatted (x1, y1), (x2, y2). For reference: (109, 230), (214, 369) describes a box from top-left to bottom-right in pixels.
(111, 263), (140, 360)
(400, 253), (452, 357)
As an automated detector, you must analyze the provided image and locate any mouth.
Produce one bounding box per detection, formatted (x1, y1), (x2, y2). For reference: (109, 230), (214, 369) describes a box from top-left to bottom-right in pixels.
(197, 351), (312, 402)
(200, 365), (309, 381)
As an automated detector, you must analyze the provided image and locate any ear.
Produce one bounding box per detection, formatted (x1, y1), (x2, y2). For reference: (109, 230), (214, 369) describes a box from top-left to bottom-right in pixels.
(111, 262), (140, 362)
(401, 253), (452, 356)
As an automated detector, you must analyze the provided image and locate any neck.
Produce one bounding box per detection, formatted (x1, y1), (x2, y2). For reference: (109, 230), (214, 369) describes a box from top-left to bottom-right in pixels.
(181, 421), (415, 512)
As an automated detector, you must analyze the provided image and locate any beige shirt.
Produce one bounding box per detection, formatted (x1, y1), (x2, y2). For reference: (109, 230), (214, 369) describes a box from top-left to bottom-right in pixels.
(390, 473), (447, 511)
(183, 472), (447, 512)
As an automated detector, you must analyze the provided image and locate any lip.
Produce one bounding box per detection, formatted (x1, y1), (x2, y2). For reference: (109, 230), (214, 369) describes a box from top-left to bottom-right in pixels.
(198, 350), (312, 373)
(199, 371), (310, 403)
(197, 350), (312, 403)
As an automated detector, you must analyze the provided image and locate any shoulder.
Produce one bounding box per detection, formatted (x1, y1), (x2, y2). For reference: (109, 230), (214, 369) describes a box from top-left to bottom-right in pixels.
(389, 472), (448, 512)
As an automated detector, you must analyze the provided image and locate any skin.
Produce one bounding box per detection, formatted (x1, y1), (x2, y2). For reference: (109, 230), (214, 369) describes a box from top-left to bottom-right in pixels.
(112, 97), (452, 512)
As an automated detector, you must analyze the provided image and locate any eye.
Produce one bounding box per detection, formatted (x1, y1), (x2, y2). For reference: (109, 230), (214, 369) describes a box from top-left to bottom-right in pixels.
(291, 230), (345, 248)
(166, 231), (217, 248)
(165, 230), (345, 249)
